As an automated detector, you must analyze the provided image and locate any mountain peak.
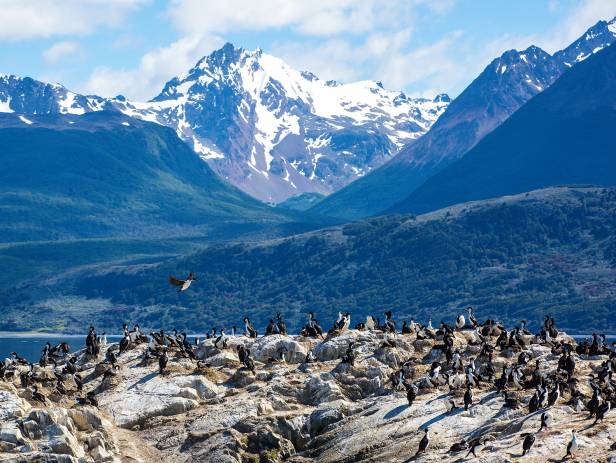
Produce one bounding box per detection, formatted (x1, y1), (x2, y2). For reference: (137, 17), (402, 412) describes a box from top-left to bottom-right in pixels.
(204, 42), (245, 69)
(140, 44), (450, 201)
(433, 93), (451, 103)
(0, 43), (449, 204)
(553, 16), (616, 67)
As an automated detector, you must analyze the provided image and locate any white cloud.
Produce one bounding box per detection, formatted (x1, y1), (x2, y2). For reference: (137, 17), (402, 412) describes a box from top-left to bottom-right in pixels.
(79, 0), (457, 100)
(271, 39), (361, 83)
(0, 0), (147, 41)
(72, 0), (616, 103)
(81, 34), (222, 100)
(167, 0), (450, 37)
(538, 0), (616, 52)
(42, 41), (81, 64)
(271, 29), (469, 97)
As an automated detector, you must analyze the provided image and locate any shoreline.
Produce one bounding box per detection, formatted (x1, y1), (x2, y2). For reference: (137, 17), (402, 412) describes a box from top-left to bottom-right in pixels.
(0, 331), (610, 338)
(0, 332), (217, 338)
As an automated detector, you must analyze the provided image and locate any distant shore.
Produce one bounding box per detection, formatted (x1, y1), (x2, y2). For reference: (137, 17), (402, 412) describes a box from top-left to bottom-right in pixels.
(0, 330), (611, 338)
(0, 332), (124, 338)
(0, 331), (217, 337)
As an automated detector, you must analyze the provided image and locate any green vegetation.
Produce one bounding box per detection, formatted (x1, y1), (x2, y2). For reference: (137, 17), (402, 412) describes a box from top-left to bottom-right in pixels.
(0, 114), (319, 243)
(278, 192), (326, 211)
(3, 187), (614, 334)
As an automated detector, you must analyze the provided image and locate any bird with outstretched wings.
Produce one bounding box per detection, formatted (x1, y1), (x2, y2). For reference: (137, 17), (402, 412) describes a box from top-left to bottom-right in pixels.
(169, 272), (197, 292)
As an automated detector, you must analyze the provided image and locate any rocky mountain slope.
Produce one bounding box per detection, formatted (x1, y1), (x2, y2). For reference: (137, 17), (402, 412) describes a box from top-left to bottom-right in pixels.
(1, 325), (616, 462)
(0, 45), (449, 203)
(392, 37), (616, 215)
(311, 17), (616, 220)
(2, 186), (615, 333)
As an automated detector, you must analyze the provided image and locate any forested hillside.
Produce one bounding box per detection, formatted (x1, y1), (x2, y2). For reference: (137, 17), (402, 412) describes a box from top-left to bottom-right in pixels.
(3, 187), (614, 333)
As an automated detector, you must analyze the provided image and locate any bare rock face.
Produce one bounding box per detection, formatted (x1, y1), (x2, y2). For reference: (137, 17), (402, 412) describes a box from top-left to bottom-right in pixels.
(2, 328), (616, 462)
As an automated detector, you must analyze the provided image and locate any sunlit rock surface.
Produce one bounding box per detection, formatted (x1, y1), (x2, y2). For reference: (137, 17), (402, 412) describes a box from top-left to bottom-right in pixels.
(1, 328), (616, 462)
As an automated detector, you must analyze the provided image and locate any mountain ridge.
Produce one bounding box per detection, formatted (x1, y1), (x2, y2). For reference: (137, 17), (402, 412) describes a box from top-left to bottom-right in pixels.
(0, 110), (321, 243)
(309, 16), (616, 220)
(390, 39), (616, 215)
(0, 45), (450, 203)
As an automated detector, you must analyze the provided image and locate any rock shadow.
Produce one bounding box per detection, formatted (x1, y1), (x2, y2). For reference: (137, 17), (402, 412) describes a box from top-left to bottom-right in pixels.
(384, 404), (408, 420)
(127, 371), (157, 390)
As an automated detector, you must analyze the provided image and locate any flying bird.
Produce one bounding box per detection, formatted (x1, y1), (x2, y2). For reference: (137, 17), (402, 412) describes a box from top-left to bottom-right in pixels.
(168, 272), (197, 292)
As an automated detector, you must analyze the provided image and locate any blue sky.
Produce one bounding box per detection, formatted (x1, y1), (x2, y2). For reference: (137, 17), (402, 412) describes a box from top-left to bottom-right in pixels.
(1, 0), (615, 100)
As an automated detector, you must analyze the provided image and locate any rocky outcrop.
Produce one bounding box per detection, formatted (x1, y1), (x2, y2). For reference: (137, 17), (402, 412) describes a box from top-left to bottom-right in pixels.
(2, 329), (616, 462)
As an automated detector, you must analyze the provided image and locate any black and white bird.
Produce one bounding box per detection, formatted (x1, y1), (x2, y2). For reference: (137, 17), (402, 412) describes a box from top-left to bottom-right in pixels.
(214, 329), (228, 349)
(548, 384), (560, 407)
(118, 332), (131, 355)
(158, 348), (168, 375)
(243, 349), (256, 373)
(464, 384), (473, 410)
(405, 382), (418, 407)
(276, 313), (287, 335)
(304, 350), (316, 363)
(467, 307), (478, 327)
(503, 391), (519, 408)
(30, 385), (47, 404)
(565, 430), (578, 459)
(539, 411), (552, 431)
(522, 433), (536, 456)
(414, 428), (431, 457)
(243, 317), (258, 338)
(265, 319), (277, 336)
(73, 373), (83, 392)
(594, 401), (611, 425)
(383, 311), (396, 333)
(168, 272), (197, 292)
(456, 313), (466, 330)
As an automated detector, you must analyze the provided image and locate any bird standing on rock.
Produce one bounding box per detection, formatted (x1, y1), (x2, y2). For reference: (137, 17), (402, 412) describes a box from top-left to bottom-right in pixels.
(565, 430), (578, 459)
(214, 329), (227, 349)
(593, 401), (611, 425)
(455, 313), (466, 330)
(119, 328), (131, 355)
(522, 433), (536, 456)
(465, 437), (483, 458)
(464, 384), (473, 410)
(30, 385), (47, 404)
(276, 313), (287, 335)
(158, 348), (168, 375)
(539, 411), (552, 431)
(414, 428), (431, 458)
(405, 382), (418, 407)
(265, 319), (276, 335)
(243, 317), (258, 338)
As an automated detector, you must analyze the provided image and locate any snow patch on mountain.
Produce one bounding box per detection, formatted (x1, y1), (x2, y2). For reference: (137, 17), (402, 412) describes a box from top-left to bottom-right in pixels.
(112, 44), (450, 202)
(2, 16), (614, 203)
(0, 47), (447, 202)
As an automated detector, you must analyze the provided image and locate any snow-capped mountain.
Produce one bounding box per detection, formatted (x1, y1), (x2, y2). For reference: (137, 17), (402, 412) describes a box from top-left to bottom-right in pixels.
(0, 45), (449, 203)
(3, 16), (614, 205)
(115, 43), (449, 202)
(311, 16), (616, 220)
(0, 74), (108, 115)
(553, 17), (616, 67)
